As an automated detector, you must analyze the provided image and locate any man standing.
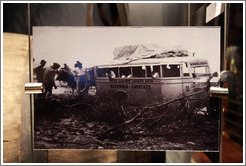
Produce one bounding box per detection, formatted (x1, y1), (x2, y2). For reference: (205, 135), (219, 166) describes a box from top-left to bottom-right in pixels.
(43, 63), (60, 96)
(72, 61), (86, 94)
(34, 59), (46, 82)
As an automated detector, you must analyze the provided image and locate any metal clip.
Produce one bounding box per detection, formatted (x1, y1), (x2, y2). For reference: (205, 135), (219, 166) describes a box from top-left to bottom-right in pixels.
(209, 70), (234, 98)
(209, 87), (229, 98)
(25, 83), (43, 94)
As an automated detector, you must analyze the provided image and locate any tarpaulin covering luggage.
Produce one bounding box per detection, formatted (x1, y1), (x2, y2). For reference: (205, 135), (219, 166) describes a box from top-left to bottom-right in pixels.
(113, 44), (189, 62)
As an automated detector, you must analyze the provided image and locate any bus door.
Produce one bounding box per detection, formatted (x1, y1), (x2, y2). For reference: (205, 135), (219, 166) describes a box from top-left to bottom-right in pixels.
(183, 63), (211, 107)
(160, 64), (183, 101)
(190, 64), (211, 92)
(180, 62), (194, 96)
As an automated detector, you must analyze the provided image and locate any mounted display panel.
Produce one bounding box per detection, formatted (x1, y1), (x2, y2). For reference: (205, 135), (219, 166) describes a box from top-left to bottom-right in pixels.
(33, 27), (220, 151)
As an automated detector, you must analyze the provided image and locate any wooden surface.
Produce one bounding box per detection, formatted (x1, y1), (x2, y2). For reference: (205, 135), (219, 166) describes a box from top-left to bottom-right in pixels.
(191, 132), (243, 163)
(166, 152), (191, 163)
(191, 152), (211, 163)
(117, 151), (153, 163)
(3, 33), (29, 163)
(20, 45), (33, 163)
(48, 150), (117, 163)
(222, 132), (243, 163)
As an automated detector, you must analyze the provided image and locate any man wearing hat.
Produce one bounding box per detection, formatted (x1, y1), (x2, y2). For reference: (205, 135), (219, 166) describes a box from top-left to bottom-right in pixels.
(34, 59), (47, 82)
(43, 62), (60, 96)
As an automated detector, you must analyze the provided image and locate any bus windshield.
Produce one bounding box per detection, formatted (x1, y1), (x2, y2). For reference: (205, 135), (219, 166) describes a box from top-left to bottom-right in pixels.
(191, 66), (210, 77)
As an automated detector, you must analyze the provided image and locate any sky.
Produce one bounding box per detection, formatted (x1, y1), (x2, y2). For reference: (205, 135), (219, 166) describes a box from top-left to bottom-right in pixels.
(33, 27), (220, 72)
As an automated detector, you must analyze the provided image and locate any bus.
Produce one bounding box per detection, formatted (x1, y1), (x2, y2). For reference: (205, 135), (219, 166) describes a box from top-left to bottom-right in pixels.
(93, 57), (218, 104)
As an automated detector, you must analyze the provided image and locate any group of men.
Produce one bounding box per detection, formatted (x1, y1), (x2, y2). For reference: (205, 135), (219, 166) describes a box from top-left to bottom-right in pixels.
(34, 59), (85, 96)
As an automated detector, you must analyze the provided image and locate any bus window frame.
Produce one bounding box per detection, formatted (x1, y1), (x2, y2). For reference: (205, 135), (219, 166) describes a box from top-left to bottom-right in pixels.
(132, 66), (146, 78)
(191, 65), (211, 77)
(95, 61), (210, 80)
(160, 63), (183, 79)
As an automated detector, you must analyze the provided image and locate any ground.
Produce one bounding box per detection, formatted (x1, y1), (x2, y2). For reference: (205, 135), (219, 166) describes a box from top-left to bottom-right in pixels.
(34, 82), (219, 150)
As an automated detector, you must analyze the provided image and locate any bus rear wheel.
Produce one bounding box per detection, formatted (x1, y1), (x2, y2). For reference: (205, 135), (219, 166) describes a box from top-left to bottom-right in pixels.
(113, 91), (129, 104)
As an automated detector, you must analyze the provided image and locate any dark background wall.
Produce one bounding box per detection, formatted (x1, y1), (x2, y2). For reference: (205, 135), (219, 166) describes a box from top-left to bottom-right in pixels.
(3, 3), (188, 35)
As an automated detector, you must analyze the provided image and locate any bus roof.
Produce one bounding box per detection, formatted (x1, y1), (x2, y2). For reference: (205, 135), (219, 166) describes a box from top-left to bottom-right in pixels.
(96, 57), (209, 68)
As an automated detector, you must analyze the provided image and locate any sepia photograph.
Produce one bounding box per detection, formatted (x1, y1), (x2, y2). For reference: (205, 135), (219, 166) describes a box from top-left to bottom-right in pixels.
(33, 27), (220, 150)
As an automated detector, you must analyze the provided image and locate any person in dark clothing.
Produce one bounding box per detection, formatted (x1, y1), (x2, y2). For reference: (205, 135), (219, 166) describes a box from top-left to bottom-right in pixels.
(43, 63), (60, 96)
(34, 59), (46, 82)
(61, 63), (71, 72)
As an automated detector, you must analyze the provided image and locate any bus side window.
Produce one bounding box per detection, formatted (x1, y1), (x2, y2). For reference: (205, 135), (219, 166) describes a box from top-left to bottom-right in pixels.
(97, 68), (107, 77)
(110, 67), (119, 78)
(120, 67), (131, 78)
(153, 66), (160, 78)
(132, 66), (145, 77)
(146, 66), (160, 78)
(162, 65), (180, 77)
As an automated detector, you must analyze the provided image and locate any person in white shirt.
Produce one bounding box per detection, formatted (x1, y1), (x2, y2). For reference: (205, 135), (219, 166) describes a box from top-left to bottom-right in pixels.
(72, 61), (86, 94)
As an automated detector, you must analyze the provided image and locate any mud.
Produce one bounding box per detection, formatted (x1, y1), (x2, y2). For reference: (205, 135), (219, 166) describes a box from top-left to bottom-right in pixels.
(34, 87), (219, 151)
